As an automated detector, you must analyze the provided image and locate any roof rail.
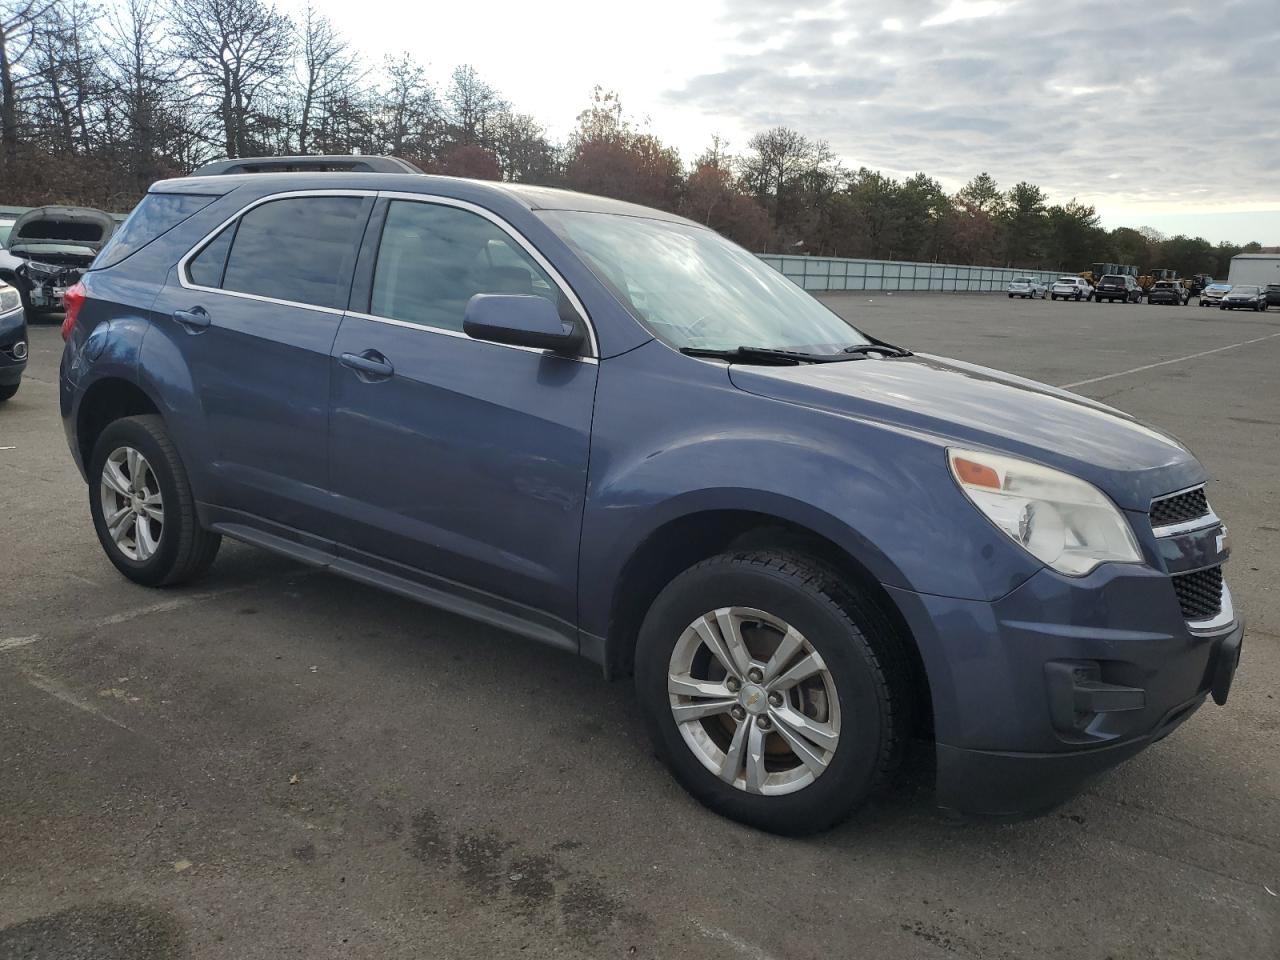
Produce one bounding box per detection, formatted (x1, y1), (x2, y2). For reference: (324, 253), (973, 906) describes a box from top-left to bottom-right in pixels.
(189, 155), (423, 176)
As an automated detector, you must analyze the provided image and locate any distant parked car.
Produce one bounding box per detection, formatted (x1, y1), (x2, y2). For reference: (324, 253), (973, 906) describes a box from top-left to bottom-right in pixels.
(1148, 281), (1188, 306)
(1264, 283), (1280, 307)
(0, 280), (27, 402)
(0, 206), (118, 318)
(1199, 283), (1231, 307)
(1189, 274), (1213, 295)
(1050, 277), (1093, 301)
(1007, 277), (1046, 299)
(1094, 274), (1142, 303)
(1219, 285), (1267, 311)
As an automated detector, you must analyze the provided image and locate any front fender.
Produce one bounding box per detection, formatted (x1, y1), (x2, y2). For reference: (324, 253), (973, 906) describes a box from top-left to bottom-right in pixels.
(577, 342), (1042, 639)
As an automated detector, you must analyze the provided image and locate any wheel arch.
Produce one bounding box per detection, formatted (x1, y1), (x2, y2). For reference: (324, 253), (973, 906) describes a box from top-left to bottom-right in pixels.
(76, 375), (163, 473)
(600, 505), (933, 731)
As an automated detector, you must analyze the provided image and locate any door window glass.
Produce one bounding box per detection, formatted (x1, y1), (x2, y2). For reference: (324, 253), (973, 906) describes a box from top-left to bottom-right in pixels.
(220, 196), (367, 309)
(371, 200), (560, 332)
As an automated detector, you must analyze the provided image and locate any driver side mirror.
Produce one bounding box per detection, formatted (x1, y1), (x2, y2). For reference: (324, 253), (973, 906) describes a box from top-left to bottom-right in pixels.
(463, 294), (584, 355)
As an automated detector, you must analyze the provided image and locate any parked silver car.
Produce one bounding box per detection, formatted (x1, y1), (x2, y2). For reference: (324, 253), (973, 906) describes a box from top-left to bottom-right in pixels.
(1050, 277), (1093, 301)
(1007, 277), (1047, 299)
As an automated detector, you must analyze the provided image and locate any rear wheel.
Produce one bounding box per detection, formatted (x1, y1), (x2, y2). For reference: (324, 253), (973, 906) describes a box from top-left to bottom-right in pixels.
(636, 551), (913, 835)
(89, 415), (221, 587)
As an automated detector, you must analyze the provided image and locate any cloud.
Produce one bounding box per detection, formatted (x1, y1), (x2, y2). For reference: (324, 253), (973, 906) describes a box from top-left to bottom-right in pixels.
(663, 0), (1280, 228)
(921, 0), (1009, 28)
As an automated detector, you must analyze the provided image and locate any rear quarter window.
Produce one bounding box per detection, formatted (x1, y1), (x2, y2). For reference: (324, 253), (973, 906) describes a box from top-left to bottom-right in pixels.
(94, 193), (217, 269)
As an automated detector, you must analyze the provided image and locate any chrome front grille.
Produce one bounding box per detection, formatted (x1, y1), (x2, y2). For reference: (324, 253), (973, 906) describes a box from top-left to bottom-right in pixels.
(1150, 487), (1210, 529)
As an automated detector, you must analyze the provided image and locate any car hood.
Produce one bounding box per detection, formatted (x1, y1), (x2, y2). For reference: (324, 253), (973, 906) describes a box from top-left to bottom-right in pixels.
(728, 353), (1203, 510)
(8, 205), (116, 254)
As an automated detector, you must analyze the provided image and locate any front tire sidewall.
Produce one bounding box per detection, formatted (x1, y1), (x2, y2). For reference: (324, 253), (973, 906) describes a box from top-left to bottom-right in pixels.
(636, 559), (894, 834)
(89, 419), (187, 586)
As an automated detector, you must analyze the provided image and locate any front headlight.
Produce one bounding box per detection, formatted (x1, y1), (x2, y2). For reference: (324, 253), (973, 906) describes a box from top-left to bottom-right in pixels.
(948, 448), (1142, 576)
(0, 285), (20, 314)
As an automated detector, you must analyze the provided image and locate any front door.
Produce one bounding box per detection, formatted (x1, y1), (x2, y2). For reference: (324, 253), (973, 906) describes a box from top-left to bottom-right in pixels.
(327, 197), (597, 637)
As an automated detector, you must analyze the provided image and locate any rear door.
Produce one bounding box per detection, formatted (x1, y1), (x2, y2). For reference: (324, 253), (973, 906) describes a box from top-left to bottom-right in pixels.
(325, 195), (598, 641)
(151, 191), (373, 541)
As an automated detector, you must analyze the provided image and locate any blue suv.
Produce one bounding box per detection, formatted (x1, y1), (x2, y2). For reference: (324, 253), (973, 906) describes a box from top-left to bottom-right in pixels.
(59, 158), (1243, 834)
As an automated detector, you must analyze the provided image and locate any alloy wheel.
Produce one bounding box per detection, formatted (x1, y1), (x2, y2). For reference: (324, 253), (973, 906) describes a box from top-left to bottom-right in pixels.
(667, 607), (841, 796)
(99, 446), (164, 561)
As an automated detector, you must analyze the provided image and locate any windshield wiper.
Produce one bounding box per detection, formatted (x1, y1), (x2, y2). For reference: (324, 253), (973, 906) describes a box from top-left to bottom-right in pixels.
(842, 343), (913, 358)
(680, 346), (853, 365)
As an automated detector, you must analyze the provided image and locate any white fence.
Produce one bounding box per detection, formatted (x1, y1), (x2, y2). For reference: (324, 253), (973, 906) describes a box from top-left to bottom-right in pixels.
(759, 254), (1063, 293)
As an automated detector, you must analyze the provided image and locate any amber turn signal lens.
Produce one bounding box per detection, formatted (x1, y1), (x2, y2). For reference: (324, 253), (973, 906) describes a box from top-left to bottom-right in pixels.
(952, 457), (1001, 489)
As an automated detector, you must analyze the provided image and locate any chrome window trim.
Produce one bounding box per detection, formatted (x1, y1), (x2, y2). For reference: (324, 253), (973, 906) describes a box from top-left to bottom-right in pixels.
(1187, 583), (1235, 636)
(177, 189), (378, 315)
(372, 190), (599, 359)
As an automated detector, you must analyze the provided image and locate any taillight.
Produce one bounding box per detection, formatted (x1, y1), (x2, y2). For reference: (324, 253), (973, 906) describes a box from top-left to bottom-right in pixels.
(61, 282), (86, 342)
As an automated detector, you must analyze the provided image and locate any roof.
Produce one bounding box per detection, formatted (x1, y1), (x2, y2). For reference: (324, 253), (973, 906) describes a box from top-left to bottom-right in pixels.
(150, 171), (699, 226)
(1230, 253), (1280, 260)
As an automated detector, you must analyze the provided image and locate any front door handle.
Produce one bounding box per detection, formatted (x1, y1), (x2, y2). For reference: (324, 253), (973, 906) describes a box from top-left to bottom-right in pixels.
(340, 350), (395, 381)
(174, 307), (211, 333)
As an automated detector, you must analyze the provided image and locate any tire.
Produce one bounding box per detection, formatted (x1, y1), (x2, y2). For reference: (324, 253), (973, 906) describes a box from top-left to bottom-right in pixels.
(88, 414), (221, 587)
(635, 550), (914, 835)
(0, 381), (17, 402)
(1007, 294), (1013, 299)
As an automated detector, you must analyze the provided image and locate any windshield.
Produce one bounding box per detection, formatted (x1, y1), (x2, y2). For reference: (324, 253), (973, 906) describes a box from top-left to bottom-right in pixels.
(539, 210), (868, 353)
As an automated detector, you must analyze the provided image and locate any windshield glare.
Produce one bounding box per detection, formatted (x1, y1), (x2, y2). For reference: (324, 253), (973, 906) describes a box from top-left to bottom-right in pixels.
(540, 210), (868, 353)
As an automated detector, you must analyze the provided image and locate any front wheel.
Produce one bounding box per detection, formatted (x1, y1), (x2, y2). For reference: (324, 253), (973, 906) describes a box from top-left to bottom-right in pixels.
(635, 551), (913, 835)
(89, 415), (222, 587)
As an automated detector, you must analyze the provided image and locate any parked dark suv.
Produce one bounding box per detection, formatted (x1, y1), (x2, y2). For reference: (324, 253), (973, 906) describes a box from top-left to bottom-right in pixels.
(59, 159), (1244, 834)
(1094, 274), (1142, 303)
(0, 280), (26, 401)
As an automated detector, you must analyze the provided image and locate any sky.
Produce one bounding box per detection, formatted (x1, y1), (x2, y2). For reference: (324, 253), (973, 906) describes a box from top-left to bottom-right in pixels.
(292, 0), (1280, 245)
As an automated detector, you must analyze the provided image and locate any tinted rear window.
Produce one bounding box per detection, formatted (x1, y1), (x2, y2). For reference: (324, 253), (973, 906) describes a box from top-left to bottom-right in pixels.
(219, 196), (368, 310)
(94, 193), (216, 269)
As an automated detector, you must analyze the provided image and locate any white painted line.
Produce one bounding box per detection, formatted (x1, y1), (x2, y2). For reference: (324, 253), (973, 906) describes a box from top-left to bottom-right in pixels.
(0, 446), (14, 451)
(96, 593), (215, 627)
(0, 635), (41, 652)
(1061, 331), (1280, 389)
(690, 919), (781, 960)
(20, 670), (134, 732)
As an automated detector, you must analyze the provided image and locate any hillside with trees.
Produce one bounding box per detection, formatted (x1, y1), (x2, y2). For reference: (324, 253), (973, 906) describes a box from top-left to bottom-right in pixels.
(0, 0), (1262, 275)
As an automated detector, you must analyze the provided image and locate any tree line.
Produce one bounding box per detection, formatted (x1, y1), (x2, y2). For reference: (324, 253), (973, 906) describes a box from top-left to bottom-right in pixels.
(0, 0), (1264, 276)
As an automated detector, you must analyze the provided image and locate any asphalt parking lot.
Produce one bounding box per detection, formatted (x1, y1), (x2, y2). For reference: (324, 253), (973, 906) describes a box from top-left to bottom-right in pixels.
(2, 294), (1277, 959)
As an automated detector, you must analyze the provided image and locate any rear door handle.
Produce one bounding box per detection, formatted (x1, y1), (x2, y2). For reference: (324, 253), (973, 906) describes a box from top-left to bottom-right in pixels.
(174, 307), (211, 333)
(340, 350), (394, 381)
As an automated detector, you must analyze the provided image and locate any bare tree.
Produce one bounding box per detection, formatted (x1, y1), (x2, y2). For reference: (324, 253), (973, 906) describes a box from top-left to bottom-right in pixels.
(445, 64), (507, 150)
(493, 111), (555, 182)
(101, 0), (198, 192)
(1, 0), (58, 170)
(376, 52), (439, 159)
(25, 0), (105, 157)
(170, 0), (293, 158)
(294, 5), (358, 155)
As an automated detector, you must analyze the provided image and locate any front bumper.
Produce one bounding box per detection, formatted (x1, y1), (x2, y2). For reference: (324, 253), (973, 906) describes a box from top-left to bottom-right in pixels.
(886, 562), (1244, 817)
(0, 304), (28, 384)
